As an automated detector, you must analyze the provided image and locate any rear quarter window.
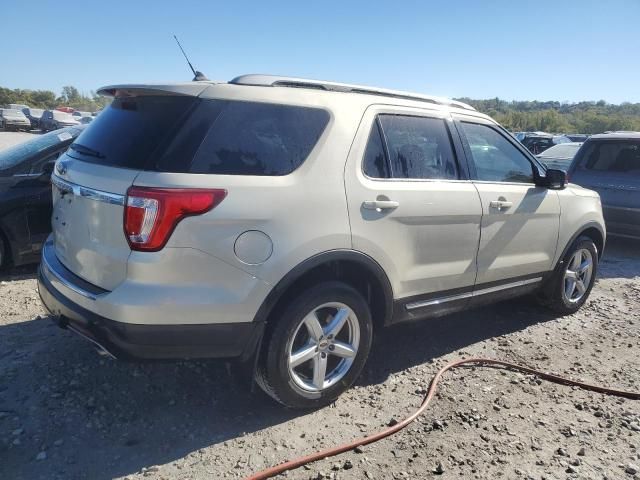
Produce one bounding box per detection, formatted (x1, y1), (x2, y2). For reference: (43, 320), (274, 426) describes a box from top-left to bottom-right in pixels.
(181, 100), (330, 176)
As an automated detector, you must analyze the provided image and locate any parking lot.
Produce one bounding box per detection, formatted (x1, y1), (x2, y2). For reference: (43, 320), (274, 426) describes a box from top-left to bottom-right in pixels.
(0, 131), (639, 480)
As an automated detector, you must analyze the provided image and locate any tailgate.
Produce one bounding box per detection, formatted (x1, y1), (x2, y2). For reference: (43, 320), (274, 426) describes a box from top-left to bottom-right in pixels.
(51, 156), (139, 290)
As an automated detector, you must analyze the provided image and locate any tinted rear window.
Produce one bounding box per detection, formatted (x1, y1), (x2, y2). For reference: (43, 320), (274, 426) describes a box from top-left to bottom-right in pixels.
(67, 96), (198, 168)
(72, 97), (329, 175)
(578, 140), (640, 173)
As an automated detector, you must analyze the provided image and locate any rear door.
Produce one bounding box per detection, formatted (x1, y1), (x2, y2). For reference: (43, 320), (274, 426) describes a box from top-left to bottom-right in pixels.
(454, 116), (560, 285)
(344, 106), (482, 316)
(51, 93), (200, 290)
(570, 139), (640, 238)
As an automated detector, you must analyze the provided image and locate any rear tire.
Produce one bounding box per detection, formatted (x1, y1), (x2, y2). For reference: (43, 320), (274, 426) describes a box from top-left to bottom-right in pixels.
(538, 236), (598, 315)
(255, 281), (373, 409)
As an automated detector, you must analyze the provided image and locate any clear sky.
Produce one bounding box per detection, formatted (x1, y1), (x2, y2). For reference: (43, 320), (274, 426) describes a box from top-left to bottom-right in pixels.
(3, 0), (639, 103)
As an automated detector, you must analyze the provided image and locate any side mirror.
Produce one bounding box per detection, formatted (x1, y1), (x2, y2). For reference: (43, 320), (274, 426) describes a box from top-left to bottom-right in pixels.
(538, 168), (567, 190)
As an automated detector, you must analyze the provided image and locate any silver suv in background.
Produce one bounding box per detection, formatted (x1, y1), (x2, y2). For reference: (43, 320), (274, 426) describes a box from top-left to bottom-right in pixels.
(38, 75), (605, 408)
(567, 132), (640, 239)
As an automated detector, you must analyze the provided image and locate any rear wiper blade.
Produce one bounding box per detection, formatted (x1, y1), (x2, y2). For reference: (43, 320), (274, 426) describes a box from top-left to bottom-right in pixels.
(69, 143), (105, 159)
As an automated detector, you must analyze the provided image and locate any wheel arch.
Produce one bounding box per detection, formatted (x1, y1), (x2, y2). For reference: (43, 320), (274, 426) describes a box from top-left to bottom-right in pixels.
(557, 222), (605, 267)
(253, 249), (394, 331)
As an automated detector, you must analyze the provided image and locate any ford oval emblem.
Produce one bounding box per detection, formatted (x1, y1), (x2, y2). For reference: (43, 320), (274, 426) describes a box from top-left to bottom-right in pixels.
(56, 160), (69, 176)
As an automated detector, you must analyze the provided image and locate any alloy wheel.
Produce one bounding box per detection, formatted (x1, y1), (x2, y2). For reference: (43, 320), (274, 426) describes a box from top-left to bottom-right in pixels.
(287, 302), (360, 392)
(563, 248), (594, 303)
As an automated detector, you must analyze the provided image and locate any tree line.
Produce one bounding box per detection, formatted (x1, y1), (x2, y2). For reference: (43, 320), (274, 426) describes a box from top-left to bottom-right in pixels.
(0, 85), (110, 112)
(455, 97), (640, 134)
(3, 84), (639, 134)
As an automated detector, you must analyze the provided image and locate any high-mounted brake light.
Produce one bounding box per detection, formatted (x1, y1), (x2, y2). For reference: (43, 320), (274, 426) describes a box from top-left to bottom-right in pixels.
(124, 187), (227, 251)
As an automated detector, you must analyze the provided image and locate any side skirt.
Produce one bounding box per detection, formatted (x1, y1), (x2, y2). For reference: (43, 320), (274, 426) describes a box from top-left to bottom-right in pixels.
(391, 273), (549, 325)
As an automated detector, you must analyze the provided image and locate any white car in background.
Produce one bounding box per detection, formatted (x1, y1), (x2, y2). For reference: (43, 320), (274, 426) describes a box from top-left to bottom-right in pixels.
(0, 108), (31, 131)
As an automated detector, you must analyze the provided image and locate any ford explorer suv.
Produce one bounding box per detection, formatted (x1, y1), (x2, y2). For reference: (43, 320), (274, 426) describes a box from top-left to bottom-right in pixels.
(567, 132), (639, 239)
(38, 75), (605, 408)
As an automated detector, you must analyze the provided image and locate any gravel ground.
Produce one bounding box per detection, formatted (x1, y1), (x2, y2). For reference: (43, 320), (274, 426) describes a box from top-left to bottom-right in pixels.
(1, 238), (638, 480)
(0, 132), (638, 479)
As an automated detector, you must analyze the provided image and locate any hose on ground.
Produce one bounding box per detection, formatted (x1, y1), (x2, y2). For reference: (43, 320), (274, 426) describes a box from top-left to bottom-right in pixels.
(245, 357), (640, 480)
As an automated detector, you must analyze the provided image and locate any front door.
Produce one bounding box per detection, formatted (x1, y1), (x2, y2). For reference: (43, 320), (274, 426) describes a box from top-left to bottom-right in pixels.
(344, 106), (483, 317)
(455, 117), (560, 286)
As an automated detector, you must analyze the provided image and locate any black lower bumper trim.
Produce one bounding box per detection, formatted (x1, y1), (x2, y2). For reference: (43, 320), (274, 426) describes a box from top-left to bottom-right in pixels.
(38, 265), (264, 361)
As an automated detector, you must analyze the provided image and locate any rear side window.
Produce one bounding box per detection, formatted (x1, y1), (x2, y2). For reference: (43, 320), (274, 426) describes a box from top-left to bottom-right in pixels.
(366, 115), (458, 180)
(68, 96), (198, 168)
(578, 141), (640, 173)
(185, 101), (329, 175)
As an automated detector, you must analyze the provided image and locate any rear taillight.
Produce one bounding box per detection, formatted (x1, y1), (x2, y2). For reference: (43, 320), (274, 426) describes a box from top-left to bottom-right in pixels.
(124, 187), (226, 252)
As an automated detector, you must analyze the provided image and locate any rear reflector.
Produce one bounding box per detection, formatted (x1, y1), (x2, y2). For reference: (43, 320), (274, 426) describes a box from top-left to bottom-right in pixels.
(124, 187), (226, 251)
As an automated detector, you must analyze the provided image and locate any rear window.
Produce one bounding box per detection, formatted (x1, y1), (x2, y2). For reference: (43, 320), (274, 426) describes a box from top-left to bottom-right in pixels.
(67, 96), (198, 168)
(578, 140), (640, 173)
(539, 144), (581, 159)
(71, 97), (329, 175)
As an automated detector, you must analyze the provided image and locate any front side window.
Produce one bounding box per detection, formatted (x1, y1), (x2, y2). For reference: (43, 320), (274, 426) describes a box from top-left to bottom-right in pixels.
(578, 141), (640, 174)
(367, 114), (458, 180)
(461, 122), (534, 183)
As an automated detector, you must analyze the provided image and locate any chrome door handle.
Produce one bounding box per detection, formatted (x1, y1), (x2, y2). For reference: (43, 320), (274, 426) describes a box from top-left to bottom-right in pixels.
(363, 200), (399, 210)
(489, 200), (513, 210)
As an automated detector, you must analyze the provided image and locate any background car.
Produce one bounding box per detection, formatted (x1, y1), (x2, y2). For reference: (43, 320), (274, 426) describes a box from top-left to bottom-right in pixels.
(566, 134), (589, 142)
(72, 111), (91, 119)
(79, 116), (93, 124)
(0, 126), (84, 269)
(521, 133), (572, 154)
(22, 107), (44, 130)
(567, 132), (640, 239)
(536, 142), (583, 170)
(6, 103), (29, 111)
(0, 108), (32, 131)
(40, 110), (80, 132)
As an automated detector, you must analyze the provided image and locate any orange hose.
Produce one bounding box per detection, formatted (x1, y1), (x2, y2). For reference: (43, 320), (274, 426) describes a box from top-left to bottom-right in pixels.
(245, 358), (640, 480)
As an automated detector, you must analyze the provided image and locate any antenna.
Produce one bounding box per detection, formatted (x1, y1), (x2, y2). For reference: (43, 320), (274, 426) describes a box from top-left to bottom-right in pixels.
(173, 35), (209, 82)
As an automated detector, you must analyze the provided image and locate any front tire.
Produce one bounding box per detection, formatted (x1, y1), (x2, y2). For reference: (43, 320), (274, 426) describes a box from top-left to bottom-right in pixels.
(539, 236), (598, 315)
(256, 281), (373, 409)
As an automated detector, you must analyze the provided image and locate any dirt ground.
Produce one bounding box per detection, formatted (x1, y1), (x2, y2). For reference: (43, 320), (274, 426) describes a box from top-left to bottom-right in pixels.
(0, 131), (36, 150)
(0, 237), (637, 480)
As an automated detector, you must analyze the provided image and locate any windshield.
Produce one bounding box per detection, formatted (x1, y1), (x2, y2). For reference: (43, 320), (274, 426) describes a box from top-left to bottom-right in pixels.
(2, 109), (23, 116)
(29, 108), (44, 117)
(0, 127), (82, 171)
(539, 143), (581, 159)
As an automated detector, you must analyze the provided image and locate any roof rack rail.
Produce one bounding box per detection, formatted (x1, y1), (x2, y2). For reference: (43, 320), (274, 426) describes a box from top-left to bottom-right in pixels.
(229, 74), (475, 111)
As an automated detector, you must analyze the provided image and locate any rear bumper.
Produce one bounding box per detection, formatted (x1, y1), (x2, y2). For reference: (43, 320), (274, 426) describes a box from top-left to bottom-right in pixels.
(38, 244), (264, 361)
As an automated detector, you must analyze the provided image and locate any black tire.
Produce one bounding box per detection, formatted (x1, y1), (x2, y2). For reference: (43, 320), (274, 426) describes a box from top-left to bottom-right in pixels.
(255, 281), (373, 409)
(538, 236), (598, 315)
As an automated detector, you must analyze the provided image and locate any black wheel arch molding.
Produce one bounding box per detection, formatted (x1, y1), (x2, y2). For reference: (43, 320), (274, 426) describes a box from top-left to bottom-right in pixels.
(252, 249), (395, 328)
(557, 222), (606, 266)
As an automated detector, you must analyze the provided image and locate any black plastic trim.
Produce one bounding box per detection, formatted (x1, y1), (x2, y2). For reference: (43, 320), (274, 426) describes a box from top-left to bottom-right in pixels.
(253, 249), (394, 327)
(38, 266), (263, 361)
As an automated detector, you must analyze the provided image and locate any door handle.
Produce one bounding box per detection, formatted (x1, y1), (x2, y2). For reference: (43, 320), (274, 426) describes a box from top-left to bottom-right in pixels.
(362, 200), (399, 210)
(489, 200), (513, 210)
